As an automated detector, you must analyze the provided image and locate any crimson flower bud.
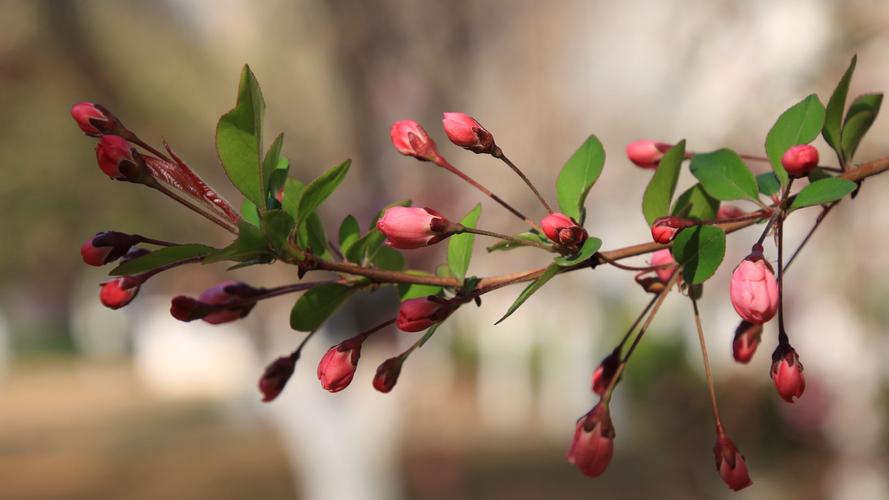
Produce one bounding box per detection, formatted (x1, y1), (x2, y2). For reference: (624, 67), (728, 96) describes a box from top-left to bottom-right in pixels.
(376, 206), (452, 249)
(713, 434), (752, 491)
(80, 231), (139, 266)
(730, 245), (778, 324)
(96, 135), (145, 181)
(71, 102), (122, 137)
(441, 112), (496, 154)
(258, 354), (298, 402)
(732, 320), (763, 364)
(770, 343), (805, 403)
(591, 350), (620, 395)
(650, 248), (677, 283)
(390, 120), (440, 161)
(397, 296), (452, 333)
(717, 204), (745, 220)
(650, 216), (693, 244)
(541, 213), (588, 247)
(626, 140), (670, 169)
(317, 335), (364, 393)
(781, 144), (819, 178)
(170, 296), (199, 321)
(567, 402), (615, 478)
(170, 281), (260, 324)
(99, 276), (140, 310)
(373, 356), (405, 393)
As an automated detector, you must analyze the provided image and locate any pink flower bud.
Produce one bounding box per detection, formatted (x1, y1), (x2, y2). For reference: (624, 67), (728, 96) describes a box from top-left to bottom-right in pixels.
(770, 344), (805, 403)
(781, 144), (819, 178)
(99, 277), (140, 309)
(541, 213), (588, 247)
(317, 336), (364, 393)
(170, 296), (199, 321)
(396, 296), (451, 332)
(80, 231), (139, 266)
(650, 248), (677, 283)
(567, 402), (615, 478)
(170, 281), (260, 324)
(376, 206), (452, 249)
(732, 320), (763, 364)
(390, 120), (440, 161)
(626, 140), (670, 169)
(713, 434), (752, 491)
(650, 216), (693, 244)
(95, 135), (141, 180)
(717, 204), (745, 220)
(441, 112), (496, 154)
(591, 350), (620, 395)
(71, 102), (121, 137)
(729, 246), (778, 324)
(373, 357), (404, 393)
(258, 354), (298, 402)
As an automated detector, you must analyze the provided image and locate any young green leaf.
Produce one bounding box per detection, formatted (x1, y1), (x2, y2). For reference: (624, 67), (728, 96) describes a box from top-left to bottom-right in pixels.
(448, 203), (482, 281)
(486, 231), (549, 252)
(789, 177), (856, 211)
(262, 133), (285, 210)
(765, 94), (825, 187)
(290, 284), (355, 332)
(823, 55), (857, 160)
(373, 246), (406, 271)
(240, 199), (260, 227)
(671, 225), (726, 285)
(216, 65), (266, 209)
(841, 93), (883, 162)
(267, 157), (291, 208)
(398, 271), (444, 301)
(807, 167), (834, 183)
(338, 215), (361, 259)
(297, 212), (331, 260)
(297, 159), (351, 228)
(281, 177), (305, 220)
(553, 237), (602, 267)
(689, 149), (759, 202)
(203, 221), (272, 264)
(496, 264), (561, 324)
(756, 172), (780, 196)
(642, 140), (686, 225)
(110, 244), (216, 276)
(261, 209), (295, 255)
(671, 183), (720, 221)
(556, 135), (605, 222)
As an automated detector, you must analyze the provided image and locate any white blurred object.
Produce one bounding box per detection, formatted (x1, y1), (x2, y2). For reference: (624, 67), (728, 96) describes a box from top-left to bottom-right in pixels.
(131, 296), (259, 399)
(0, 309), (8, 377)
(70, 278), (131, 359)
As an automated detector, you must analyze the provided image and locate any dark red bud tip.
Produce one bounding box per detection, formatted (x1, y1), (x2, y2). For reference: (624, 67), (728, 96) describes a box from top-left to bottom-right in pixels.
(732, 321), (763, 364)
(567, 403), (615, 477)
(170, 296), (200, 321)
(71, 102), (120, 137)
(80, 231), (139, 266)
(770, 344), (806, 403)
(781, 144), (819, 178)
(96, 135), (141, 180)
(591, 351), (620, 395)
(259, 355), (298, 402)
(650, 216), (694, 244)
(540, 213), (588, 248)
(99, 277), (140, 309)
(713, 435), (752, 491)
(396, 296), (452, 333)
(442, 112), (496, 154)
(373, 357), (404, 393)
(390, 120), (440, 161)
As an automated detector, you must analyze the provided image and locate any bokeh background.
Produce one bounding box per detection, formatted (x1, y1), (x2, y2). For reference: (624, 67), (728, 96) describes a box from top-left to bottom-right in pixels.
(2, 1), (889, 499)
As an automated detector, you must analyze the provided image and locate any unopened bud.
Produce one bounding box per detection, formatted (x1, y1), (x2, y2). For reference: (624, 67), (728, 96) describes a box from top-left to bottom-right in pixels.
(99, 276), (140, 309)
(95, 135), (147, 181)
(650, 248), (677, 283)
(80, 231), (139, 266)
(729, 245), (778, 324)
(781, 144), (819, 178)
(713, 434), (752, 491)
(390, 120), (440, 161)
(626, 140), (670, 169)
(567, 402), (615, 477)
(376, 207), (452, 249)
(541, 213), (588, 248)
(716, 204), (746, 220)
(591, 350), (620, 395)
(442, 112), (496, 154)
(770, 343), (805, 403)
(71, 102), (123, 137)
(732, 320), (763, 364)
(317, 335), (364, 393)
(170, 281), (260, 324)
(373, 356), (405, 393)
(396, 296), (453, 333)
(259, 354), (298, 402)
(650, 216), (693, 244)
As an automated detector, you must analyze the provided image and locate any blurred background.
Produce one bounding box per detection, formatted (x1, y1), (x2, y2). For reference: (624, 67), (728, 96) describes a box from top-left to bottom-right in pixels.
(2, 0), (889, 499)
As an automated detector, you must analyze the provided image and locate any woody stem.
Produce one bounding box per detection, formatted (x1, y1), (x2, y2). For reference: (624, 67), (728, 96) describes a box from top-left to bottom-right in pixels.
(458, 226), (557, 252)
(690, 293), (723, 431)
(492, 148), (554, 214)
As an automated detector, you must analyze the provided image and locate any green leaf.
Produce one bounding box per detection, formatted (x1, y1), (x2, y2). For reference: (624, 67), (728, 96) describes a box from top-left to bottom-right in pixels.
(267, 157), (291, 208)
(281, 177), (305, 220)
(756, 172), (781, 196)
(823, 55), (857, 159)
(262, 133), (285, 210)
(789, 177), (856, 211)
(553, 237), (602, 267)
(290, 284), (355, 332)
(642, 140), (686, 225)
(298, 212), (331, 259)
(765, 94), (825, 187)
(689, 149), (759, 202)
(203, 221), (271, 264)
(486, 231), (549, 252)
(373, 246), (406, 271)
(398, 275), (444, 301)
(297, 159), (351, 228)
(807, 167), (834, 183)
(344, 200), (412, 264)
(216, 65), (266, 208)
(338, 215), (361, 260)
(261, 209), (294, 255)
(556, 135), (606, 222)
(496, 264), (561, 324)
(671, 183), (720, 221)
(671, 226), (726, 284)
(110, 244), (215, 276)
(240, 199), (260, 227)
(841, 93), (883, 162)
(448, 203), (482, 281)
